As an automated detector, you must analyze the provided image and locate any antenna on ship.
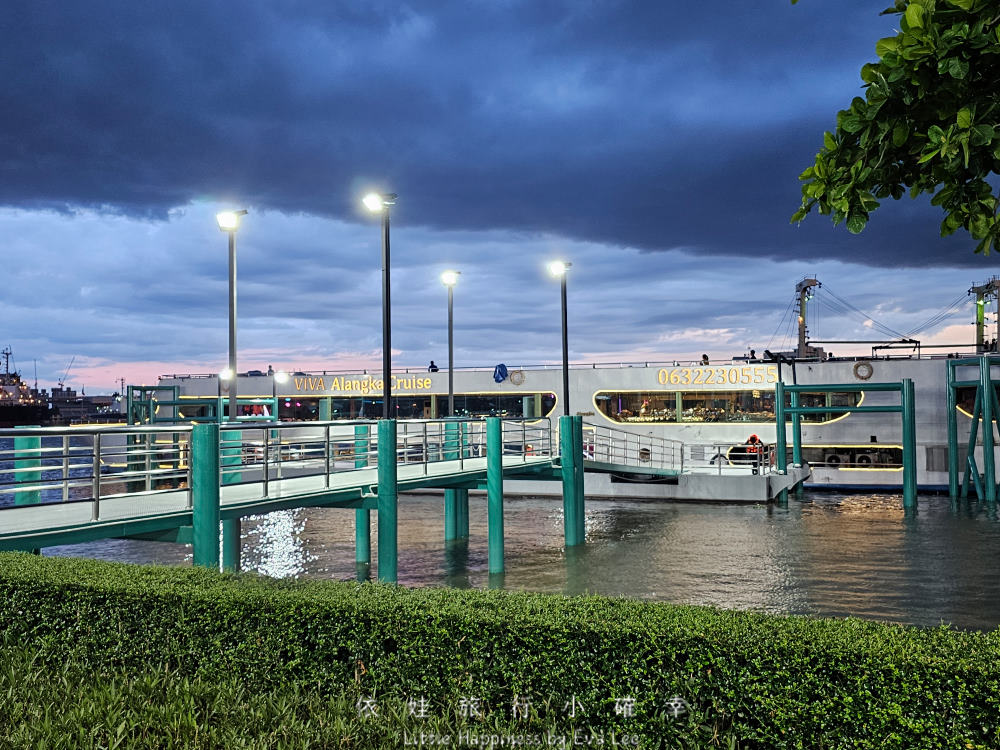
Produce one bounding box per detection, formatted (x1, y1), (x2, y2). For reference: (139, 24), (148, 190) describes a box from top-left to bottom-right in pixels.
(33, 360), (37, 390)
(969, 277), (1000, 352)
(795, 278), (821, 358)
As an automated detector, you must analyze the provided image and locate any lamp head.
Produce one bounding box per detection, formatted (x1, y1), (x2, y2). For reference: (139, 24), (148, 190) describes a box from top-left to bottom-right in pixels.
(441, 269), (460, 287)
(219, 368), (234, 381)
(547, 260), (571, 278)
(363, 192), (397, 212)
(216, 209), (248, 232)
(274, 370), (290, 384)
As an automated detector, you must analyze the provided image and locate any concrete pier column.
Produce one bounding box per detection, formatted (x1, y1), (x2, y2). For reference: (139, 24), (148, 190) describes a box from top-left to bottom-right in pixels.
(486, 417), (504, 574)
(560, 416), (584, 546)
(14, 427), (41, 506)
(222, 518), (241, 572)
(902, 378), (919, 509)
(456, 487), (469, 538)
(191, 423), (221, 569)
(354, 424), (371, 566)
(377, 420), (398, 583)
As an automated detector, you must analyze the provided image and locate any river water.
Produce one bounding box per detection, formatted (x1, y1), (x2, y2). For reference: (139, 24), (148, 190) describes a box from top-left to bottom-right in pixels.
(40, 491), (1000, 631)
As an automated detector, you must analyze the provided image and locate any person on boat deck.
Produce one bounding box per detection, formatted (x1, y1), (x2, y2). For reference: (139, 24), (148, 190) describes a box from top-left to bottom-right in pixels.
(428, 361), (439, 372)
(701, 354), (710, 365)
(749, 349), (756, 361)
(744, 434), (763, 475)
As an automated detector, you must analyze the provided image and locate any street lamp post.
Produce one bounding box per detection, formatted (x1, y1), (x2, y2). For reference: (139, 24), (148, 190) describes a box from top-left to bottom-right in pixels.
(216, 209), (248, 422)
(547, 261), (572, 416)
(364, 192), (397, 419)
(441, 270), (460, 417)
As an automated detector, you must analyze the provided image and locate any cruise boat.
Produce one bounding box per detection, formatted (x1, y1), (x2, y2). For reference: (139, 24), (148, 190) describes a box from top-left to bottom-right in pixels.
(154, 278), (1000, 496)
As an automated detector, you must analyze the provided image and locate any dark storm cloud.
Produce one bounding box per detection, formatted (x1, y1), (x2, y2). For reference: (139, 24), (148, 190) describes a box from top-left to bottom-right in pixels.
(0, 0), (978, 268)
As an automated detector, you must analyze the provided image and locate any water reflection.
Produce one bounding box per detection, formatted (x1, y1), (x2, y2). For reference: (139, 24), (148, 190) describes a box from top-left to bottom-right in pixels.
(40, 491), (1000, 631)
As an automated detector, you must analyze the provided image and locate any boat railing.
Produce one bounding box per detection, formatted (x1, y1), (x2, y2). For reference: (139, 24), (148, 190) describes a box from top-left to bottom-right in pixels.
(581, 422), (683, 473)
(681, 442), (777, 476)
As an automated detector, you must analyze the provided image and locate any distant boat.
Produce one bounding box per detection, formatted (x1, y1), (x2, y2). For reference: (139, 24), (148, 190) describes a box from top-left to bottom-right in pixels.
(0, 347), (50, 427)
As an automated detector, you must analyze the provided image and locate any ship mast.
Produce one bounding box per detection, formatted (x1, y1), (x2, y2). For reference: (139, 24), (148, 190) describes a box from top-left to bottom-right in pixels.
(795, 278), (821, 358)
(1, 347), (11, 378)
(970, 277), (1000, 352)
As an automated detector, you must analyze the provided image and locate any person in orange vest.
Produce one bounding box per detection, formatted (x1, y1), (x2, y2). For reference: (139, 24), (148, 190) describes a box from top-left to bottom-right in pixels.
(745, 434), (762, 475)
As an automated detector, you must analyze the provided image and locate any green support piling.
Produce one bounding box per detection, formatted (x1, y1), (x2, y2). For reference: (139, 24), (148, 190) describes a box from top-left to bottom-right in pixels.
(573, 416), (586, 542)
(377, 420), (398, 583)
(790, 390), (802, 467)
(979, 363), (997, 504)
(560, 416), (584, 546)
(354, 424), (371, 566)
(901, 378), (918, 509)
(486, 417), (504, 574)
(947, 361), (959, 500)
(220, 429), (241, 486)
(191, 423), (221, 569)
(222, 518), (240, 571)
(444, 421), (460, 540)
(456, 487), (469, 538)
(963, 387), (983, 501)
(775, 382), (788, 505)
(13, 428), (41, 506)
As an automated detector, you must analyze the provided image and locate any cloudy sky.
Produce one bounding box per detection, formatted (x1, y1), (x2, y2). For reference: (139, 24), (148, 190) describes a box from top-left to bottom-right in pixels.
(3, 0), (997, 393)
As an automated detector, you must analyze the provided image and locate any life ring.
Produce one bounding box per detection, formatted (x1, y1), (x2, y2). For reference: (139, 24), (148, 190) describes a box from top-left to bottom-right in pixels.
(853, 361), (874, 380)
(509, 370), (526, 386)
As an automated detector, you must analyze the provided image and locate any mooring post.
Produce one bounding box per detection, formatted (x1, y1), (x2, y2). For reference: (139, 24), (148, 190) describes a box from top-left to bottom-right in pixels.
(221, 518), (241, 571)
(377, 419), (398, 583)
(775, 381), (788, 505)
(456, 487), (470, 538)
(946, 361), (959, 500)
(13, 426), (41, 506)
(559, 415), (582, 546)
(220, 428), (241, 486)
(191, 422), (221, 569)
(978, 362), (996, 504)
(444, 421), (460, 540)
(573, 416), (586, 541)
(354, 424), (372, 566)
(901, 378), (918, 509)
(486, 417), (504, 573)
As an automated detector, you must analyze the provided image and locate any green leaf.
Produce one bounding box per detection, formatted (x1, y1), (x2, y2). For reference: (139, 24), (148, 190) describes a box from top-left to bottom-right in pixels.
(846, 213), (868, 234)
(947, 0), (974, 10)
(905, 3), (924, 29)
(841, 115), (865, 133)
(927, 125), (946, 145)
(823, 131), (837, 151)
(876, 36), (900, 58)
(892, 123), (909, 146)
(949, 57), (970, 79)
(957, 107), (972, 129)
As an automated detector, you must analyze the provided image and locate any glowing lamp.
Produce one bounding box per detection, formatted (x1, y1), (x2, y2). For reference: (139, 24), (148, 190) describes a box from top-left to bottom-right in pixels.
(216, 209), (247, 232)
(441, 270), (460, 286)
(547, 260), (571, 277)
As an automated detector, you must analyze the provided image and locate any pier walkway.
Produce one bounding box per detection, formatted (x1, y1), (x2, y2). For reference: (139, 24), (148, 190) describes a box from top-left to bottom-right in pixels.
(0, 416), (699, 581)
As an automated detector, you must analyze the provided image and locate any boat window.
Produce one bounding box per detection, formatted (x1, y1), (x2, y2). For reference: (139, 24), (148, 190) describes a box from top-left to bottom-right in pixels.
(595, 390), (862, 424)
(596, 390), (775, 423)
(787, 391), (863, 423)
(275, 393), (557, 421)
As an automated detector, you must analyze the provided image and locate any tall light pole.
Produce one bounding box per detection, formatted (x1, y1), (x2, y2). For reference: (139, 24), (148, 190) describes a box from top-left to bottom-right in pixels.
(364, 192), (397, 419)
(216, 209), (248, 422)
(548, 260), (572, 416)
(441, 270), (460, 416)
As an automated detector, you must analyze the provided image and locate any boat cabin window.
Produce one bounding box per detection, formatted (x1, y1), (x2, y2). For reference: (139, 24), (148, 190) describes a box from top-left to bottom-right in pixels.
(274, 393), (556, 421)
(596, 389), (862, 424)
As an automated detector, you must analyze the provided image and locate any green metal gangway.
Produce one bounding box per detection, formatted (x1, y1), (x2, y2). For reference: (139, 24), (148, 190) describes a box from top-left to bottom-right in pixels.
(0, 416), (682, 582)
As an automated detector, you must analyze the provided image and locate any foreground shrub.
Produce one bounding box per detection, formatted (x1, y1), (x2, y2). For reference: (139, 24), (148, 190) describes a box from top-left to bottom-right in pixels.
(0, 553), (997, 748)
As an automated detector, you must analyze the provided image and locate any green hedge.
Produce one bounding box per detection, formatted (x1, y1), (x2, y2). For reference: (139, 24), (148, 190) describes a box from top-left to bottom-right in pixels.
(0, 552), (998, 748)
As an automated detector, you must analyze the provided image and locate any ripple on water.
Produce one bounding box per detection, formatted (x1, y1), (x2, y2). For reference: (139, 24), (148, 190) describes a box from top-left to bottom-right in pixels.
(38, 490), (1000, 630)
